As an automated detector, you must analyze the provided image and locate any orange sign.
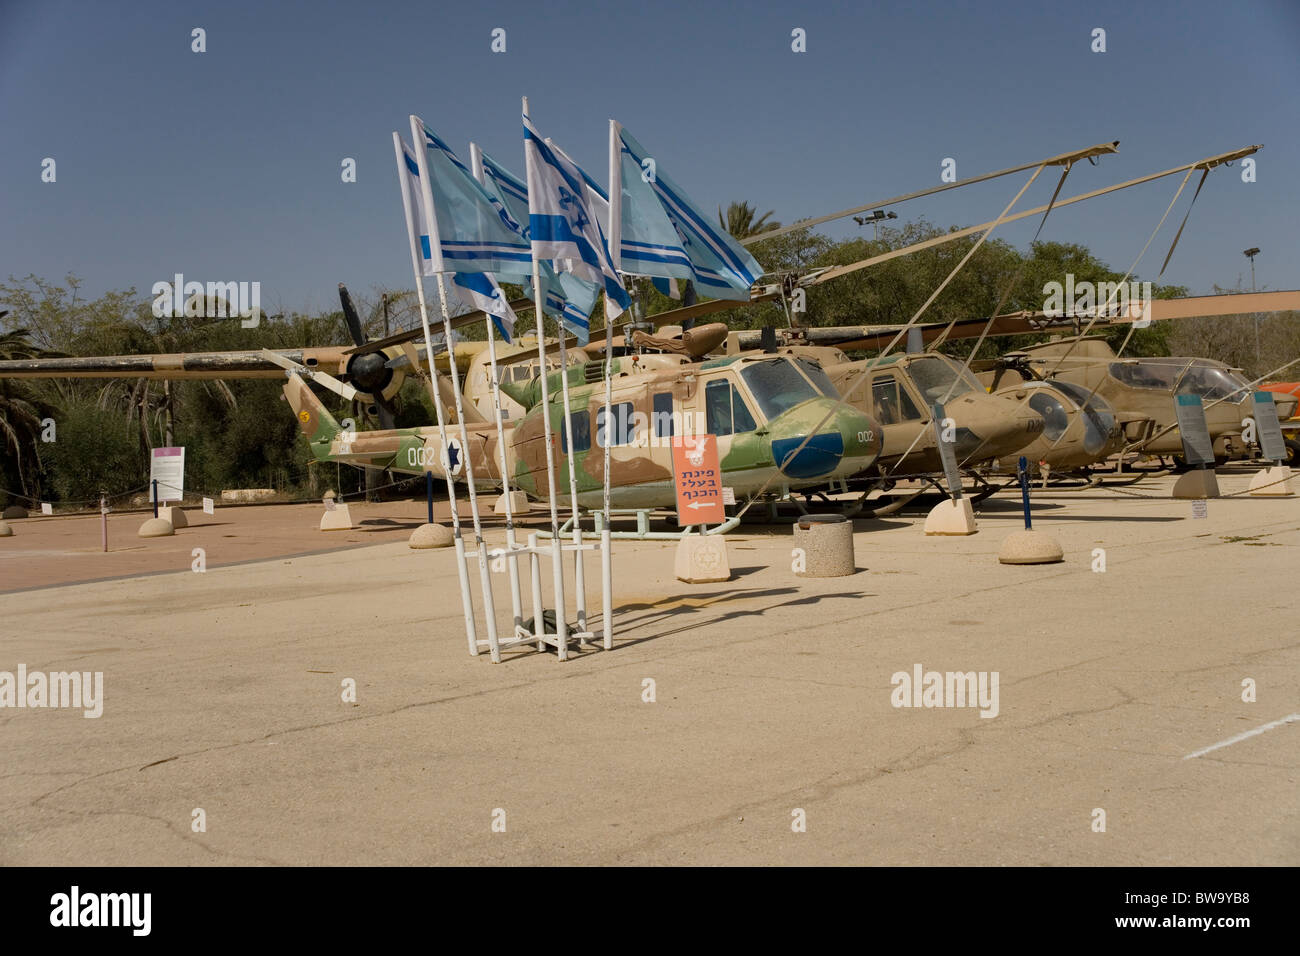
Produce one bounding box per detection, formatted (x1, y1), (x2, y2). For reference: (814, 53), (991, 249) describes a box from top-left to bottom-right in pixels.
(671, 435), (725, 526)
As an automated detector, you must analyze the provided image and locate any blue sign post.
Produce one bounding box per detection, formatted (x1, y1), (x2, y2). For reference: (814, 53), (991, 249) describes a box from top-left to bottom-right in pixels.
(1017, 456), (1032, 530)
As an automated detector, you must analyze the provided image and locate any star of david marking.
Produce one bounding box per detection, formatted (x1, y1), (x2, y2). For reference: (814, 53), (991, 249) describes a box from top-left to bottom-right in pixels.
(558, 186), (588, 233)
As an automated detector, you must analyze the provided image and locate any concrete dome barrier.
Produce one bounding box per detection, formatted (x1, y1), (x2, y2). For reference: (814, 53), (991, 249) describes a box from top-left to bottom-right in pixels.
(793, 514), (856, 577)
(137, 518), (174, 538)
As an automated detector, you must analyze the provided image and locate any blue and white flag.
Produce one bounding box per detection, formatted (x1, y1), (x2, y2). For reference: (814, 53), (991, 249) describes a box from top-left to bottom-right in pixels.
(524, 111), (630, 344)
(393, 133), (517, 341)
(410, 115), (532, 278)
(616, 123), (762, 301)
(478, 149), (602, 337)
(393, 132), (436, 277)
(451, 273), (516, 342)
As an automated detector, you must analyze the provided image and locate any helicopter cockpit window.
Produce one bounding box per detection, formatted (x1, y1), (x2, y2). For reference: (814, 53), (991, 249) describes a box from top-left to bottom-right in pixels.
(1108, 361), (1181, 391)
(705, 378), (758, 436)
(906, 356), (981, 405)
(740, 359), (822, 420)
(1176, 363), (1251, 404)
(793, 358), (837, 397)
(652, 392), (674, 438)
(596, 402), (636, 447)
(1026, 391), (1069, 441)
(871, 377), (922, 425)
(562, 410), (591, 453)
(1049, 380), (1116, 454)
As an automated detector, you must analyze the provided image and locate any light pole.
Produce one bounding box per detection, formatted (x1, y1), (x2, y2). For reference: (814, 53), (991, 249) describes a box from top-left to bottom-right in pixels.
(1244, 247), (1260, 367)
(854, 209), (897, 241)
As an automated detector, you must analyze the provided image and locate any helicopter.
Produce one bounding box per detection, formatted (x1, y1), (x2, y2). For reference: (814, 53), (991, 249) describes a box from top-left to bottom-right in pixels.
(977, 337), (1299, 466)
(284, 344), (884, 510)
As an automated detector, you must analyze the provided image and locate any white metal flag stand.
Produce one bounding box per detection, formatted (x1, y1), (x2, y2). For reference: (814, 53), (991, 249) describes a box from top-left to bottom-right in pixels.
(409, 116), (500, 659)
(395, 109), (612, 663)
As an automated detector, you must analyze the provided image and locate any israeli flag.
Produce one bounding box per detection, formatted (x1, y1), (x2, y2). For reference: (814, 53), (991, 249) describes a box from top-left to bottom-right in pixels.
(395, 134), (517, 341)
(524, 112), (630, 344)
(394, 134), (436, 277)
(451, 273), (517, 343)
(478, 149), (602, 337)
(617, 124), (762, 301)
(410, 115), (532, 278)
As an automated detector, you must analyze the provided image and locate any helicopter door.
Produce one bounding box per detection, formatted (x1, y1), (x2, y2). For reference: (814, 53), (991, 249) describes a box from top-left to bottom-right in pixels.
(870, 375), (923, 425)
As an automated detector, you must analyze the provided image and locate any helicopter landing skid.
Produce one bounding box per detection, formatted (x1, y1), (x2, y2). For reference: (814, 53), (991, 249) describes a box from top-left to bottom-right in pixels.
(534, 508), (741, 540)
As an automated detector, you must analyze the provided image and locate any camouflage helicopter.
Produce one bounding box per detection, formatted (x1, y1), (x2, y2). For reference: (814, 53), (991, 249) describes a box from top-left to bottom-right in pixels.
(978, 336), (1300, 467)
(285, 339), (884, 510)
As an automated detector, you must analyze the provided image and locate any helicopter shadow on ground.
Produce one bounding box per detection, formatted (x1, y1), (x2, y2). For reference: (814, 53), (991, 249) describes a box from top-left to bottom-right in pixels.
(974, 497), (1184, 523)
(355, 517), (426, 531)
(730, 516), (913, 536)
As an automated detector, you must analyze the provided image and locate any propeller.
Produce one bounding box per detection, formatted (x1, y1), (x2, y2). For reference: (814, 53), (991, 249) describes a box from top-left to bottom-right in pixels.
(338, 283), (397, 429)
(259, 349), (358, 401)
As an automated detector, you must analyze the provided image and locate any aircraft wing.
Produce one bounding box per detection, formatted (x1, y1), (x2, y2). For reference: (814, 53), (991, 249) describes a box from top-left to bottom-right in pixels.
(0, 346), (353, 380)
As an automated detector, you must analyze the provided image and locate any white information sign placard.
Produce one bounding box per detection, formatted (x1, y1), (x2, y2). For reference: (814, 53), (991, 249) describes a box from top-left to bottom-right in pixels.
(150, 447), (185, 502)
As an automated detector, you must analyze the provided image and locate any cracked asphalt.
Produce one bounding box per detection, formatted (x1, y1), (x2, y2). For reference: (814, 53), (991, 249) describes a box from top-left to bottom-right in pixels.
(1, 471), (1296, 865)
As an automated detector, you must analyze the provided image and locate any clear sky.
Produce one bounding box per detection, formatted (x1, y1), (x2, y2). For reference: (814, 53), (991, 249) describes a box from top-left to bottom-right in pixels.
(2, 0), (1297, 316)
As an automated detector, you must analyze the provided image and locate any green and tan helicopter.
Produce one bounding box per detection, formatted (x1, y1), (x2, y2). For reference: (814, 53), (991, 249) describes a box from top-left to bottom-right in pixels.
(286, 338), (884, 510)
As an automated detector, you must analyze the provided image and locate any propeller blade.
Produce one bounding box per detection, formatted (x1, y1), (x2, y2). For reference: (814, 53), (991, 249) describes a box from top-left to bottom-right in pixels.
(374, 397), (397, 430)
(396, 341), (426, 374)
(312, 370), (359, 402)
(338, 283), (368, 348)
(259, 349), (358, 401)
(346, 297), (534, 356)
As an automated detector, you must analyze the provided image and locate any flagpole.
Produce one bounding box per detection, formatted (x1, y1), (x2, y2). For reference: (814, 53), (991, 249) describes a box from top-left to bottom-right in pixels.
(470, 141), (524, 634)
(523, 96), (569, 658)
(410, 115), (500, 657)
(392, 131), (478, 655)
(529, 138), (588, 637)
(555, 310), (587, 638)
(601, 118), (621, 650)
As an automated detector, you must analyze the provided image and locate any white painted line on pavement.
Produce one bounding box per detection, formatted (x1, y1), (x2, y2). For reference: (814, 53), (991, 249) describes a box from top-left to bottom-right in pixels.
(1183, 713), (1300, 760)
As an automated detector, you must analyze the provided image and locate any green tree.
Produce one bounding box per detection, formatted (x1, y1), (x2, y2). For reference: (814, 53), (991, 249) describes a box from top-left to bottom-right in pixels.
(0, 328), (53, 502)
(717, 201), (780, 240)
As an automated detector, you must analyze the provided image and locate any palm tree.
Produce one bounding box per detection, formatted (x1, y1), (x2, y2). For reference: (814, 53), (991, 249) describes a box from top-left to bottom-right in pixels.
(717, 201), (781, 240)
(0, 329), (52, 499)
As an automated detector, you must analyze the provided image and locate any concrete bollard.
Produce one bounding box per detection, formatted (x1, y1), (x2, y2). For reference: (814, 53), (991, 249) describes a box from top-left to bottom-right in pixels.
(1248, 465), (1292, 497)
(158, 505), (188, 528)
(998, 530), (1064, 565)
(0, 520), (12, 537)
(137, 517), (174, 538)
(924, 497), (978, 535)
(409, 523), (454, 549)
(793, 514), (856, 577)
(674, 535), (731, 583)
(1171, 468), (1220, 499)
(494, 491), (530, 515)
(319, 491), (353, 531)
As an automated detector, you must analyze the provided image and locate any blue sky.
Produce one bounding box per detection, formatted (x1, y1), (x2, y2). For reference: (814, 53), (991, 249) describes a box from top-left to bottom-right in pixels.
(2, 0), (1297, 316)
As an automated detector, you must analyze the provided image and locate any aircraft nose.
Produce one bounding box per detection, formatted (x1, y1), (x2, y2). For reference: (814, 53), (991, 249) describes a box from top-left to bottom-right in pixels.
(770, 400), (881, 478)
(983, 405), (1046, 459)
(771, 432), (844, 478)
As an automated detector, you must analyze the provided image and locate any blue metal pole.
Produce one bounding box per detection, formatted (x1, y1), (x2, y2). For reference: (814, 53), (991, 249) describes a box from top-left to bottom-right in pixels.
(1017, 456), (1032, 530)
(426, 471), (434, 525)
(152, 479), (158, 518)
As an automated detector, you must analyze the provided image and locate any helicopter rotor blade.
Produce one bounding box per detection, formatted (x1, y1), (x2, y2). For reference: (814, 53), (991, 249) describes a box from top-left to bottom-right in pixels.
(740, 141), (1121, 246)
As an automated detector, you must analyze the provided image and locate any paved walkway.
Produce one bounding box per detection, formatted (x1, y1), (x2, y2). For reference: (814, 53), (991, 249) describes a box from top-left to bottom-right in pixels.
(1, 472), (1296, 864)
